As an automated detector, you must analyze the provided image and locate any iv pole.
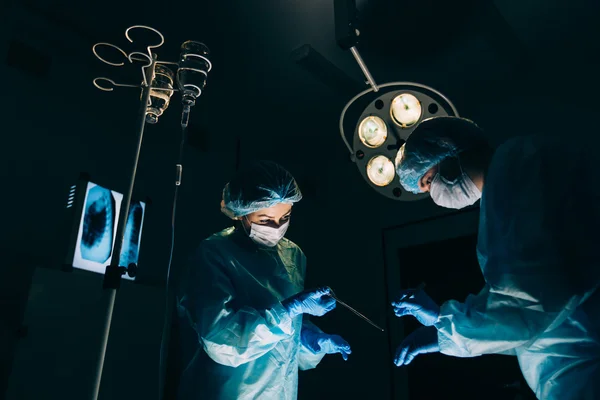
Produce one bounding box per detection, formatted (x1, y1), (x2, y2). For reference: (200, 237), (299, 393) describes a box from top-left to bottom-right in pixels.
(90, 25), (211, 400)
(90, 26), (163, 400)
(91, 65), (152, 397)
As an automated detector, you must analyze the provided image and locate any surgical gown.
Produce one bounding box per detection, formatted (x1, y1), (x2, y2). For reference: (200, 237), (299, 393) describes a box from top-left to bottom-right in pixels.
(177, 227), (326, 400)
(434, 135), (600, 399)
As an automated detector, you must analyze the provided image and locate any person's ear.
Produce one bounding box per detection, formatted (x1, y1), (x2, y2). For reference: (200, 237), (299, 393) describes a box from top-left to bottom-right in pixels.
(220, 200), (239, 220)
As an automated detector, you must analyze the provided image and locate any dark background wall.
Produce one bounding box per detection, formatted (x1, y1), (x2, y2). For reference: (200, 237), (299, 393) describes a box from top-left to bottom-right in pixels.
(1, 0), (599, 399)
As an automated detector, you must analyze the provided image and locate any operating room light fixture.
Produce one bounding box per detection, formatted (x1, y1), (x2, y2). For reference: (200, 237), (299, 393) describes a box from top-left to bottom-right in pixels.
(334, 0), (459, 201)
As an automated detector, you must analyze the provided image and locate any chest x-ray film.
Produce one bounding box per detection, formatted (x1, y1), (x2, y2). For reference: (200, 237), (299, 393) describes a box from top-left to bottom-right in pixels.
(70, 181), (146, 280)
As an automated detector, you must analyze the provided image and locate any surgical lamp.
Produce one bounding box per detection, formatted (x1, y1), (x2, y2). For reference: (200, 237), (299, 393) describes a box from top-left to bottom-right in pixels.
(335, 0), (459, 201)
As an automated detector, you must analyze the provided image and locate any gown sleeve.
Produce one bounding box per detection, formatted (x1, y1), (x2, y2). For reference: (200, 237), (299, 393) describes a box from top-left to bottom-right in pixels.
(435, 137), (600, 357)
(178, 241), (295, 368)
(298, 320), (327, 370)
(293, 247), (327, 370)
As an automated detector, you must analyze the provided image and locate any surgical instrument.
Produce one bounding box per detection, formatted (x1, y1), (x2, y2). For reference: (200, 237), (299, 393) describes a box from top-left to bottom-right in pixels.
(329, 291), (385, 332)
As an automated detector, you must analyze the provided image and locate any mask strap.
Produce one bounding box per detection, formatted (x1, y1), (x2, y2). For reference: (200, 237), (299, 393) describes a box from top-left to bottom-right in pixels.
(438, 155), (465, 185)
(456, 154), (467, 177)
(455, 154), (481, 193)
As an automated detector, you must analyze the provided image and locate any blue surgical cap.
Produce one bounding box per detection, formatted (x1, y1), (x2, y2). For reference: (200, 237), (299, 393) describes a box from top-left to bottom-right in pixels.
(396, 117), (486, 193)
(222, 160), (302, 218)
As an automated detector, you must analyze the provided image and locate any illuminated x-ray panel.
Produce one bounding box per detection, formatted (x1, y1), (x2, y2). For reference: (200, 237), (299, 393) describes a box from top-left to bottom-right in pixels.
(120, 200), (145, 268)
(72, 182), (145, 280)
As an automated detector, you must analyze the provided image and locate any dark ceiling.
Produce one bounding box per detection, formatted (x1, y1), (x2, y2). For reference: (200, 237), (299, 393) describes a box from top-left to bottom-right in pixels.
(12, 0), (600, 151)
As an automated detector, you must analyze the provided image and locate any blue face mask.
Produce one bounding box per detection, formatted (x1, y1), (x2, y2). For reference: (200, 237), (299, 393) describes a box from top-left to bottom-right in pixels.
(429, 171), (481, 209)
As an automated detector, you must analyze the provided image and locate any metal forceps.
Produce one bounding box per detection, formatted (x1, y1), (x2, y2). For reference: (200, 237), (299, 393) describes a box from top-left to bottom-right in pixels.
(329, 290), (385, 332)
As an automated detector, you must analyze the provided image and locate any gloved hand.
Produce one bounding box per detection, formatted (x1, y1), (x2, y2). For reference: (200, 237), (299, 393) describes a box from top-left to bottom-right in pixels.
(301, 329), (352, 361)
(282, 287), (336, 318)
(391, 288), (440, 326)
(394, 326), (440, 366)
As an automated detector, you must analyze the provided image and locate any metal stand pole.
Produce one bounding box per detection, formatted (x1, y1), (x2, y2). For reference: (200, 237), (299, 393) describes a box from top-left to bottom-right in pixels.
(90, 58), (155, 400)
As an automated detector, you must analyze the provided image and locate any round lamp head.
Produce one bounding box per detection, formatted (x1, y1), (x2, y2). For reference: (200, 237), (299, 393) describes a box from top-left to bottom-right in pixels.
(395, 143), (405, 170)
(358, 116), (388, 148)
(390, 93), (422, 128)
(366, 155), (395, 187)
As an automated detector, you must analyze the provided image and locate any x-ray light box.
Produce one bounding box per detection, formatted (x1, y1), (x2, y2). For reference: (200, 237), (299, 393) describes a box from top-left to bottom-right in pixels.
(64, 176), (147, 281)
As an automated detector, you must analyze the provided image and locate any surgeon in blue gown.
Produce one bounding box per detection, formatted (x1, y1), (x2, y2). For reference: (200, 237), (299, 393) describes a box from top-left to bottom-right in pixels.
(177, 161), (351, 400)
(391, 116), (600, 400)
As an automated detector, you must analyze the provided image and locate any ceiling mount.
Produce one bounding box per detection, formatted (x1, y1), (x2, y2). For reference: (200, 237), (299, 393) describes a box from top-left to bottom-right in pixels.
(334, 0), (459, 201)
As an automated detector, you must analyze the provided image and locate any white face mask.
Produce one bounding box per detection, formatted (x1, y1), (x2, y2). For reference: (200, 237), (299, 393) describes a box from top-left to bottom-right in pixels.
(247, 221), (290, 247)
(430, 172), (481, 209)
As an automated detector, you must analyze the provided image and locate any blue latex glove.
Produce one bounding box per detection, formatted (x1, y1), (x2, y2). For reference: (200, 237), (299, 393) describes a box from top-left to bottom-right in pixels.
(394, 326), (440, 366)
(282, 287), (336, 318)
(391, 288), (440, 326)
(301, 329), (352, 361)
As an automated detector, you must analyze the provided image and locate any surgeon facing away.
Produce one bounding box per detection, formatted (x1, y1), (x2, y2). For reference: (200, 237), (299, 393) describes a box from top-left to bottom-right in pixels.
(392, 116), (599, 399)
(176, 161), (351, 400)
